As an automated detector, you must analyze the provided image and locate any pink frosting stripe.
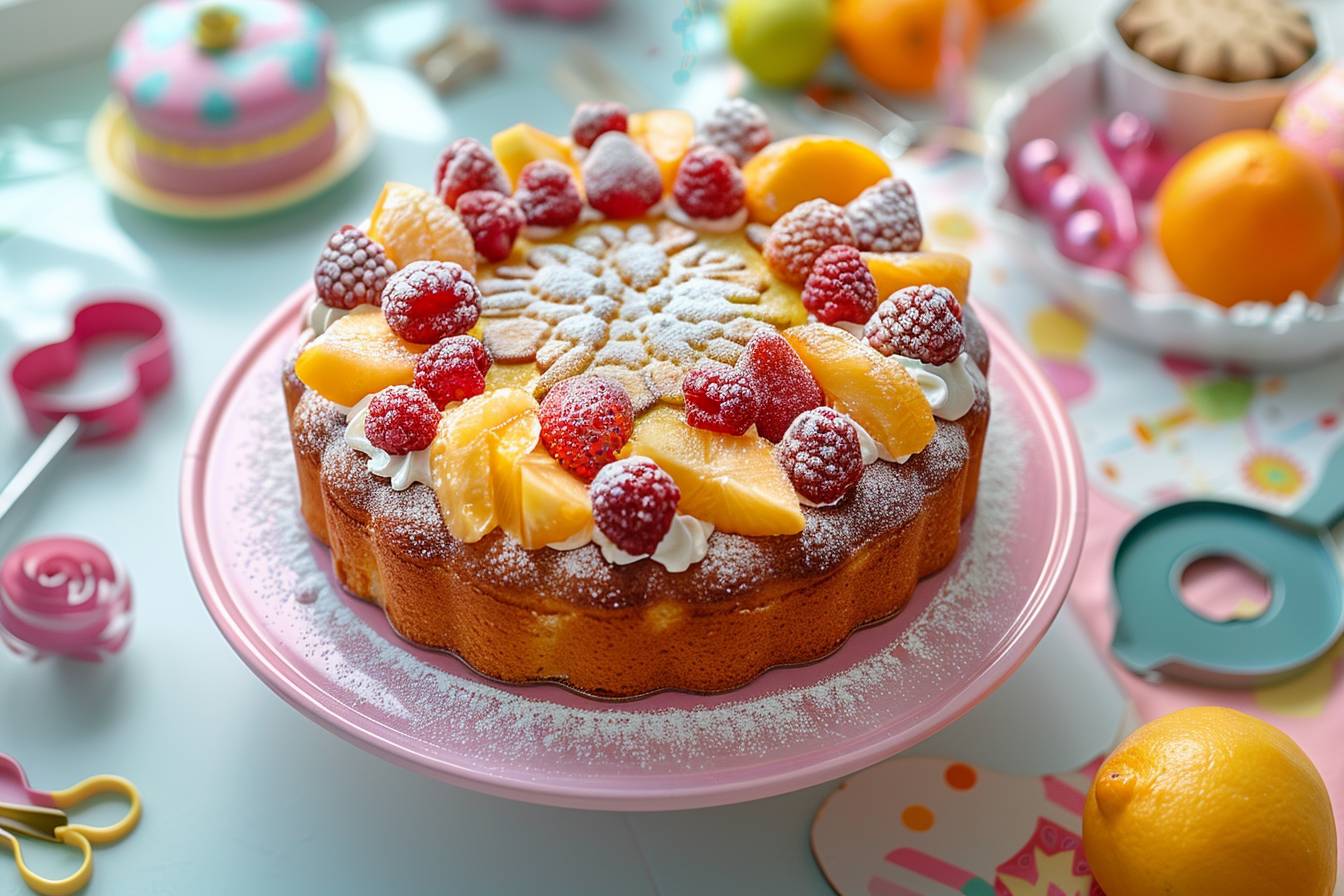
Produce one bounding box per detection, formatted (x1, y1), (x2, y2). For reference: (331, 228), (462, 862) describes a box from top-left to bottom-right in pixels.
(885, 848), (975, 888)
(112, 0), (334, 141)
(1041, 775), (1087, 816)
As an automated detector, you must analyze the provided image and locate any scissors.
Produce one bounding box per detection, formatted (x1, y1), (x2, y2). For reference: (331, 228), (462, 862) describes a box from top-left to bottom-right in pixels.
(0, 754), (140, 895)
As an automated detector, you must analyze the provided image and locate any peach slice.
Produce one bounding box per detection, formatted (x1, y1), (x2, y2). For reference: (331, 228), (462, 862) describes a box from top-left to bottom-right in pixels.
(294, 308), (421, 407)
(495, 451), (594, 550)
(628, 407), (804, 536)
(783, 323), (935, 458)
(864, 251), (972, 305)
(430, 388), (541, 543)
(628, 109), (695, 193)
(491, 123), (580, 188)
(742, 136), (891, 223)
(367, 181), (476, 272)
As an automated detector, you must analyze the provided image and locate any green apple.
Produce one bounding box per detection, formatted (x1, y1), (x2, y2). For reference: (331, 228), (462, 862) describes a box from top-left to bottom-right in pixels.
(725, 0), (833, 88)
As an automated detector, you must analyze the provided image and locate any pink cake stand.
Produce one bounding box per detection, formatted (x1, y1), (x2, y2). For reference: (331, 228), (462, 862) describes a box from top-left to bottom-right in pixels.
(181, 287), (1085, 811)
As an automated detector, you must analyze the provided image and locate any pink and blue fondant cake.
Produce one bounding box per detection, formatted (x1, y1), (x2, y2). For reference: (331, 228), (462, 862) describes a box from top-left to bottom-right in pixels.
(111, 0), (337, 196)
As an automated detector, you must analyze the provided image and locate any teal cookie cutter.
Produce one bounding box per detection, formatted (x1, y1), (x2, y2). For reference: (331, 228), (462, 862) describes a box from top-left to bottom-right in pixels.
(1111, 445), (1344, 686)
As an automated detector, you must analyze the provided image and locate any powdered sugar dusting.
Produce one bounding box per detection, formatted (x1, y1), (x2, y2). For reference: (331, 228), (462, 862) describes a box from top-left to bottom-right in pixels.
(476, 220), (790, 401)
(219, 351), (1029, 774)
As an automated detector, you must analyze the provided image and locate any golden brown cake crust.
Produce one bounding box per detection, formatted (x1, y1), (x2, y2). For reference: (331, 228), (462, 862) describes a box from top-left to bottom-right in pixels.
(285, 307), (991, 698)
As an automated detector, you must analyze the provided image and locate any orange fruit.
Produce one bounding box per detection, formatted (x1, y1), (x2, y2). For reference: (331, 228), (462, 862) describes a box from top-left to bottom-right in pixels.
(835, 0), (985, 94)
(783, 323), (935, 458)
(495, 450), (593, 550)
(1156, 130), (1343, 307)
(491, 123), (579, 188)
(628, 407), (804, 536)
(628, 109), (695, 194)
(741, 135), (891, 223)
(864, 251), (972, 304)
(430, 388), (541, 543)
(367, 181), (476, 272)
(1084, 707), (1336, 896)
(294, 308), (421, 407)
(977, 0), (1033, 20)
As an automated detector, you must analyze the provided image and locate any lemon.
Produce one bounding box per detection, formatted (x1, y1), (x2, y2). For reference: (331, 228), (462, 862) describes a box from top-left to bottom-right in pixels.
(1083, 707), (1336, 896)
(725, 0), (833, 89)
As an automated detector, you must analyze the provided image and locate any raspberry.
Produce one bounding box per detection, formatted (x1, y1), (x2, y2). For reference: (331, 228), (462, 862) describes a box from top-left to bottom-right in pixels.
(845, 178), (923, 253)
(589, 457), (681, 556)
(382, 261), (481, 344)
(672, 146), (745, 220)
(865, 285), (965, 365)
(581, 132), (663, 219)
(762, 199), (856, 286)
(570, 100), (629, 149)
(456, 190), (524, 262)
(682, 361), (758, 435)
(414, 335), (491, 407)
(736, 329), (826, 442)
(514, 160), (583, 229)
(433, 137), (510, 208)
(801, 244), (880, 325)
(313, 225), (396, 310)
(775, 407), (865, 506)
(537, 375), (635, 481)
(363, 385), (440, 455)
(699, 98), (772, 164)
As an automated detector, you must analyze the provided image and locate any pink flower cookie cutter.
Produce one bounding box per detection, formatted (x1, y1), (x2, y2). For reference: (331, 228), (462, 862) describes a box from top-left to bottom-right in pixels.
(0, 296), (172, 660)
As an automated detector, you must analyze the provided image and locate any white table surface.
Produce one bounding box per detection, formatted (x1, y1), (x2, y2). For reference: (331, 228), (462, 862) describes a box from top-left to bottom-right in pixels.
(0, 0), (1196, 891)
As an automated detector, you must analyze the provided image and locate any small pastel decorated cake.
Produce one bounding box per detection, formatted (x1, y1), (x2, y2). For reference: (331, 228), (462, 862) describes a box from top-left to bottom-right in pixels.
(111, 0), (336, 196)
(283, 98), (989, 697)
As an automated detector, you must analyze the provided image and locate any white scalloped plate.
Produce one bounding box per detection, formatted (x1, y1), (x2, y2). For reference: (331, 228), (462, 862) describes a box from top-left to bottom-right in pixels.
(983, 42), (1344, 370)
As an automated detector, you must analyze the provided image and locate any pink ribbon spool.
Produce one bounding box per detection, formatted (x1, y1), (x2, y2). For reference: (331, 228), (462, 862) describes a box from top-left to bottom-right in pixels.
(0, 537), (132, 662)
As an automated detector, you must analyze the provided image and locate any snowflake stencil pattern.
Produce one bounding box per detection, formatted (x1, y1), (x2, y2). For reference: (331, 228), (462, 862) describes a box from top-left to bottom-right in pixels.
(476, 220), (796, 411)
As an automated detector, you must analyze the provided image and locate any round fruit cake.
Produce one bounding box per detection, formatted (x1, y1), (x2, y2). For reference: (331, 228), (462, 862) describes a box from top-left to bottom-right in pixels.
(284, 99), (990, 697)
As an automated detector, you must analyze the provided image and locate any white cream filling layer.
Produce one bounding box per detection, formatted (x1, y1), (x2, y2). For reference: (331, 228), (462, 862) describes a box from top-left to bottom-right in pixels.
(665, 203), (749, 234)
(307, 299), (353, 336)
(344, 396), (434, 491)
(548, 510), (715, 574)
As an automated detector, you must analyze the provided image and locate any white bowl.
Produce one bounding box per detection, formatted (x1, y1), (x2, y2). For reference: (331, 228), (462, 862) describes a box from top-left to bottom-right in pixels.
(983, 42), (1344, 370)
(1099, 1), (1325, 152)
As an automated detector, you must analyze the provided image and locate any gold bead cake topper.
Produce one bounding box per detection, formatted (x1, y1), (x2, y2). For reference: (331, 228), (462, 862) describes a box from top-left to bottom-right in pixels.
(195, 5), (242, 52)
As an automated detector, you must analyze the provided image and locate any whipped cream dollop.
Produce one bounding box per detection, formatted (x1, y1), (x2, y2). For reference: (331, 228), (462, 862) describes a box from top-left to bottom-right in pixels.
(831, 320), (977, 422)
(344, 396), (434, 491)
(665, 203), (749, 234)
(592, 515), (715, 573)
(307, 300), (354, 336)
(894, 353), (977, 421)
(549, 513), (715, 573)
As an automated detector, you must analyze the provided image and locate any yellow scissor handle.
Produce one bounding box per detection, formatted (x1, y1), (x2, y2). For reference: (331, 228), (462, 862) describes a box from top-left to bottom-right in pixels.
(47, 775), (140, 846)
(2, 825), (93, 896)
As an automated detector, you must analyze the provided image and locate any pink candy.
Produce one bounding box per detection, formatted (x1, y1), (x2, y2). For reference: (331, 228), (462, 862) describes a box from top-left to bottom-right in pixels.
(0, 537), (132, 661)
(1010, 132), (1142, 275)
(1094, 112), (1179, 201)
